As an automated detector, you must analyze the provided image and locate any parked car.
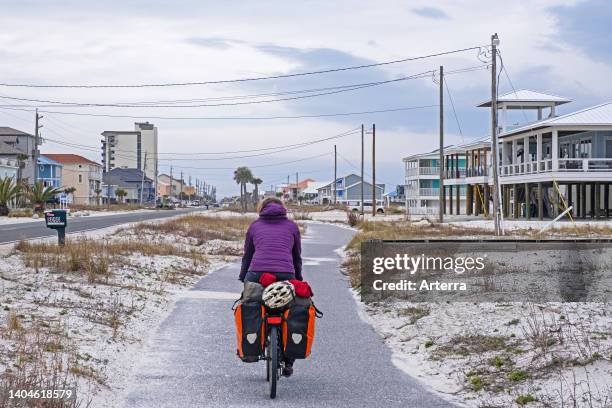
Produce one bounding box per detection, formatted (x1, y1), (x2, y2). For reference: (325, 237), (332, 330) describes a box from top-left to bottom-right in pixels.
(347, 201), (385, 214)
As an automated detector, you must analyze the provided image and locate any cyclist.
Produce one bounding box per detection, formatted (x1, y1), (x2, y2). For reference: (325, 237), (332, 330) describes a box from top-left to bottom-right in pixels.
(239, 197), (302, 377)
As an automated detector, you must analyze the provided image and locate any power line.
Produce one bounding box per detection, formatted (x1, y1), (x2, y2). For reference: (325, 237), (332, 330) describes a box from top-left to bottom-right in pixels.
(0, 65), (487, 110)
(0, 75), (426, 109)
(0, 45), (488, 88)
(497, 49), (529, 124)
(0, 73), (434, 108)
(146, 152), (333, 171)
(42, 128), (361, 161)
(0, 104), (438, 121)
(443, 76), (464, 142)
(337, 152), (399, 187)
(38, 126), (333, 170)
(49, 124), (360, 156)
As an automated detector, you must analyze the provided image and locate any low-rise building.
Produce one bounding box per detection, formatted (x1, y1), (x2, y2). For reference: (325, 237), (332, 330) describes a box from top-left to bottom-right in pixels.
(457, 138), (492, 217)
(44, 154), (103, 205)
(0, 157), (18, 180)
(405, 90), (612, 221)
(316, 173), (384, 205)
(284, 178), (315, 201)
(102, 168), (155, 204)
(158, 174), (184, 197)
(0, 127), (38, 184)
(302, 181), (328, 203)
(403, 149), (442, 216)
(37, 155), (63, 188)
(497, 100), (612, 219)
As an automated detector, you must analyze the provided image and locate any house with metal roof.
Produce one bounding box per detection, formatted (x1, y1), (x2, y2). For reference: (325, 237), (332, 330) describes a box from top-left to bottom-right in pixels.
(495, 98), (612, 220)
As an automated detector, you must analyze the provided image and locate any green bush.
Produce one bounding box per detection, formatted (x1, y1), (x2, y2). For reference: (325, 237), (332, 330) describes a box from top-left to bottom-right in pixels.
(516, 394), (536, 405)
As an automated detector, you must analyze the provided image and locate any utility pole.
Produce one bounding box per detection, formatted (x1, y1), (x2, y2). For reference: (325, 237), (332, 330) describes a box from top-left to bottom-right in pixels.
(180, 171), (184, 204)
(371, 123), (376, 217)
(295, 172), (299, 204)
(333, 145), (337, 205)
(33, 109), (43, 184)
(153, 153), (157, 206)
(361, 123), (364, 216)
(490, 33), (502, 236)
(139, 152), (147, 205)
(169, 165), (173, 199)
(438, 66), (445, 224)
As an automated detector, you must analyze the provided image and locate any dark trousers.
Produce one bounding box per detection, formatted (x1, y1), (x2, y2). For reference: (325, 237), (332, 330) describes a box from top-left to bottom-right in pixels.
(244, 271), (296, 366)
(244, 271), (295, 283)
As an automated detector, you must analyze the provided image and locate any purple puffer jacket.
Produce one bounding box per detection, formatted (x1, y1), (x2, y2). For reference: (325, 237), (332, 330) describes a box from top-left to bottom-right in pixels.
(239, 202), (302, 281)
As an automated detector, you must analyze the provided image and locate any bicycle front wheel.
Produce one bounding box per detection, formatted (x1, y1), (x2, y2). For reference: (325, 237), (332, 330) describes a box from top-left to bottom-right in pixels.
(268, 325), (278, 399)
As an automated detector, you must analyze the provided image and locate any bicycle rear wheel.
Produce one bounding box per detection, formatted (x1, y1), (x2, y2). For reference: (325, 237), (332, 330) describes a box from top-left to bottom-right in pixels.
(268, 325), (278, 399)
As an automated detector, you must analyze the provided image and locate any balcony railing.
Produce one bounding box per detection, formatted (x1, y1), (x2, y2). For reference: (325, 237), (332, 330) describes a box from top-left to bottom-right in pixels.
(559, 158), (612, 171)
(445, 168), (466, 179)
(501, 158), (612, 176)
(406, 187), (440, 197)
(406, 167), (439, 176)
(466, 167), (489, 177)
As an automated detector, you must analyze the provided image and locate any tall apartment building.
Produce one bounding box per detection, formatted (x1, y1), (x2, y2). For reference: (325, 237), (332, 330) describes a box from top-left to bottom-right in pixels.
(101, 122), (158, 181)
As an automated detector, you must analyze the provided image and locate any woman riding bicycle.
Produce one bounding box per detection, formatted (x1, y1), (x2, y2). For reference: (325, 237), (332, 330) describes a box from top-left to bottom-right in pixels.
(239, 197), (302, 377)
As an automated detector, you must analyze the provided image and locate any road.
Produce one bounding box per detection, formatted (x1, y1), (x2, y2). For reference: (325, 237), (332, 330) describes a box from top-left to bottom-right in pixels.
(0, 208), (206, 244)
(123, 222), (455, 408)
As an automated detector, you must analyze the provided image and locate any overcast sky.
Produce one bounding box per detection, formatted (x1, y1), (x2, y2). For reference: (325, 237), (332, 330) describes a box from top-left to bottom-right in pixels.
(1, 0), (611, 197)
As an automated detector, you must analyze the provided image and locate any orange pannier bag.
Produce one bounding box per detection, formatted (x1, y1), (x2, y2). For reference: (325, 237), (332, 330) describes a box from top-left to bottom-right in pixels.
(282, 300), (321, 359)
(234, 301), (265, 362)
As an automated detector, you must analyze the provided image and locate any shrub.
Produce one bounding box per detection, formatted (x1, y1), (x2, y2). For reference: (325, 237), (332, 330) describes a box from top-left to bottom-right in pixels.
(346, 211), (359, 227)
(468, 375), (483, 391)
(509, 370), (529, 382)
(8, 208), (33, 218)
(516, 394), (536, 405)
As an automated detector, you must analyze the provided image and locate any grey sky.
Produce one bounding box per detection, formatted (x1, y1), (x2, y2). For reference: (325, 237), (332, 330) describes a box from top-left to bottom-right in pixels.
(0, 0), (610, 197)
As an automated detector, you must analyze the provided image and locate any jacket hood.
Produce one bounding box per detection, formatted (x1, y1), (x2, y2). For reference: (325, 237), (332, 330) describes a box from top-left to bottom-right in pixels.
(259, 202), (287, 218)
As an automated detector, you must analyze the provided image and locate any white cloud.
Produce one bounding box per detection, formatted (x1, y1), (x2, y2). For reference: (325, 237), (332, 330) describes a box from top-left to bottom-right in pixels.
(0, 0), (609, 196)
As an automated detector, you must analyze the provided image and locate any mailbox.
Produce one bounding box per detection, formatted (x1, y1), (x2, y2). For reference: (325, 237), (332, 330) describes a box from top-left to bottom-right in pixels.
(45, 209), (67, 245)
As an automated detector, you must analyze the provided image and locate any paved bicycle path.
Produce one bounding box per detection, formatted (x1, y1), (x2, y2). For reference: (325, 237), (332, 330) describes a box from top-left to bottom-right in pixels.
(122, 222), (456, 408)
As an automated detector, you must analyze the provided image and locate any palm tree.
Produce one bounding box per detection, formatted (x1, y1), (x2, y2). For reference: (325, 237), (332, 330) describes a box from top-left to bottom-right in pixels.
(26, 181), (61, 213)
(64, 186), (77, 204)
(233, 167), (253, 211)
(0, 176), (21, 216)
(251, 177), (263, 207)
(115, 188), (128, 204)
(16, 153), (28, 182)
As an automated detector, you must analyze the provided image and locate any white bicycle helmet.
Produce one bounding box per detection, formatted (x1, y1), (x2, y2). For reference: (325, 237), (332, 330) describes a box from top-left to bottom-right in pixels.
(262, 281), (295, 309)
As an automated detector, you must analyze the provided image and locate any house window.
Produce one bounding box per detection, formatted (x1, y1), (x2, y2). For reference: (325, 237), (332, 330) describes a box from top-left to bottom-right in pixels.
(79, 174), (83, 183)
